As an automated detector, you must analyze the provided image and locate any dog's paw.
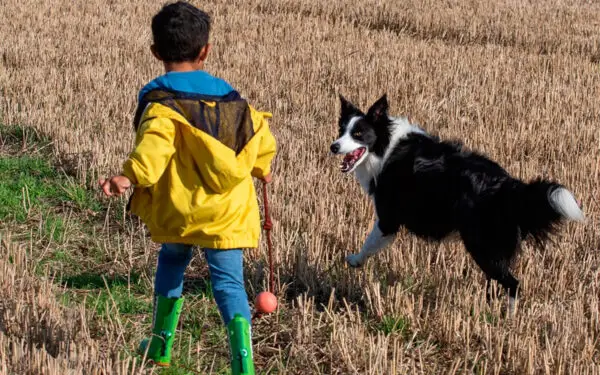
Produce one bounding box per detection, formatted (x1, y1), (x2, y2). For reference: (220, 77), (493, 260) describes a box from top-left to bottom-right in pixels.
(346, 254), (364, 268)
(507, 297), (517, 318)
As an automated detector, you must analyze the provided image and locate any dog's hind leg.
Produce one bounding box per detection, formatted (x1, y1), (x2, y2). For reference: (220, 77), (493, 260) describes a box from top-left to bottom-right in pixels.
(346, 221), (395, 267)
(461, 220), (521, 315)
(473, 255), (520, 315)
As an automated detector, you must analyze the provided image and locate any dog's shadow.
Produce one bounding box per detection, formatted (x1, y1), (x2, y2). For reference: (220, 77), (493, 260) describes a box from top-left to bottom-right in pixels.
(243, 232), (376, 314)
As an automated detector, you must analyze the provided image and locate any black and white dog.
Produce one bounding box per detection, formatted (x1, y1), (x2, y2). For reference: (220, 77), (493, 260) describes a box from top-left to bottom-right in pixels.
(330, 94), (585, 311)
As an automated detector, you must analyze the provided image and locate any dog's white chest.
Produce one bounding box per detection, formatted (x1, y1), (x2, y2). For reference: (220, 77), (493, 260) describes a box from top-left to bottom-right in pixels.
(354, 167), (373, 193)
(353, 155), (382, 194)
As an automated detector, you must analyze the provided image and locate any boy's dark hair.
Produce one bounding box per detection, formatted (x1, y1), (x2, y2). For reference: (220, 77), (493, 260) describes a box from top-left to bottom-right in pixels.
(152, 1), (211, 63)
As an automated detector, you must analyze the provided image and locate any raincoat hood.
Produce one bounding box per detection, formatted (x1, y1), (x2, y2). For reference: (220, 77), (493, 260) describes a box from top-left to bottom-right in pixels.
(134, 70), (238, 129)
(131, 70), (271, 194)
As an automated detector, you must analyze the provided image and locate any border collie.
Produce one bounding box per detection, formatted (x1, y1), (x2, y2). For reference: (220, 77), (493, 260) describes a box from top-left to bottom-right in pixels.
(330, 94), (585, 312)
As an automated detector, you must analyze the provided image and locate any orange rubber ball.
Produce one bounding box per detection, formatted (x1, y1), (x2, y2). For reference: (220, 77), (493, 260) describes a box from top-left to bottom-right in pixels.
(255, 291), (278, 314)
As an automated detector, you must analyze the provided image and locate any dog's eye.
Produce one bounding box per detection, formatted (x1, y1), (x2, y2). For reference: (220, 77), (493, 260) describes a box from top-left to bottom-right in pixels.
(352, 131), (362, 137)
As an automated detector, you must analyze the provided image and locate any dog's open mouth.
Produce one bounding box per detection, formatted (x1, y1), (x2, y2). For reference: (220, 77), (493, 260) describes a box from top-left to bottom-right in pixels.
(340, 147), (366, 173)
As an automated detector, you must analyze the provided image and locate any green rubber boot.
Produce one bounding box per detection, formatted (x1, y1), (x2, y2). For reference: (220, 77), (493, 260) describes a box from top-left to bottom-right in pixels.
(228, 314), (255, 375)
(138, 295), (184, 367)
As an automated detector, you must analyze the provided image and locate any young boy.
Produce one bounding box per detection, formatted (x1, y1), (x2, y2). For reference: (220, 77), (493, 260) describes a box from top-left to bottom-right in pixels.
(99, 1), (276, 367)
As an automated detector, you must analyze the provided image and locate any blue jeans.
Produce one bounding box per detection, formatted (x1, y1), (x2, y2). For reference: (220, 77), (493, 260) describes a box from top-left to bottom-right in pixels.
(154, 243), (251, 325)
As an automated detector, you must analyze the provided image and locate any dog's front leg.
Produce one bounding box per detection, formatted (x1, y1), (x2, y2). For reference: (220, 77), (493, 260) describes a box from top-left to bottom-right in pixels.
(346, 221), (395, 267)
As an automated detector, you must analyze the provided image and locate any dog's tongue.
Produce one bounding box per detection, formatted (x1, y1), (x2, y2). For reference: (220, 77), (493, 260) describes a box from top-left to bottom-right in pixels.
(348, 148), (363, 159)
(340, 148), (364, 173)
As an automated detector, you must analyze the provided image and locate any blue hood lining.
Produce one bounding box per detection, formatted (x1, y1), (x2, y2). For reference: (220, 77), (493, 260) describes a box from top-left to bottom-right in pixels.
(137, 70), (235, 103)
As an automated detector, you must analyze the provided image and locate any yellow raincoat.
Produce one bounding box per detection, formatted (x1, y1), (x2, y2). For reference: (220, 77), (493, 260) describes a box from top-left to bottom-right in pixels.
(122, 82), (276, 249)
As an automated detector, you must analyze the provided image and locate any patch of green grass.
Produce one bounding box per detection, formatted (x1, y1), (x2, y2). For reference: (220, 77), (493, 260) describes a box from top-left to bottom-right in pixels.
(185, 278), (214, 299)
(1, 123), (50, 143)
(181, 295), (223, 339)
(56, 273), (151, 316)
(158, 367), (193, 375)
(158, 364), (229, 375)
(62, 272), (147, 294)
(189, 313), (225, 346)
(58, 291), (77, 308)
(0, 124), (53, 155)
(52, 249), (72, 262)
(62, 273), (129, 289)
(88, 284), (151, 316)
(44, 213), (66, 242)
(35, 249), (84, 277)
(0, 154), (103, 223)
(0, 156), (61, 222)
(62, 178), (103, 212)
(377, 314), (411, 337)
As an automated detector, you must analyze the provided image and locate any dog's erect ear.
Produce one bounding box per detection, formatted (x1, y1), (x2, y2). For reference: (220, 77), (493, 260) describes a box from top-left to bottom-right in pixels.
(339, 94), (361, 116)
(366, 94), (389, 123)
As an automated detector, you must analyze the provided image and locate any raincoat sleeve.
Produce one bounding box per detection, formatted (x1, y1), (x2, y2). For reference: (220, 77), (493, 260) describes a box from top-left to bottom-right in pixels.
(122, 117), (176, 187)
(250, 111), (277, 179)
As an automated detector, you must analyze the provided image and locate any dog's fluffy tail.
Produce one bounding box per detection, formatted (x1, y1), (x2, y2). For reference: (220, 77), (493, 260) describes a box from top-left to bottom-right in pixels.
(516, 179), (585, 244)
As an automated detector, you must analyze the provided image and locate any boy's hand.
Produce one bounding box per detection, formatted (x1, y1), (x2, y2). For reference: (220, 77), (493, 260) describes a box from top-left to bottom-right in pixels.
(99, 175), (132, 197)
(261, 173), (272, 184)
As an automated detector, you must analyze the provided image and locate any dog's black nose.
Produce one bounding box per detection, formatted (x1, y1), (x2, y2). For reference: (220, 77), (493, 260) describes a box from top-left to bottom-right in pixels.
(330, 143), (340, 154)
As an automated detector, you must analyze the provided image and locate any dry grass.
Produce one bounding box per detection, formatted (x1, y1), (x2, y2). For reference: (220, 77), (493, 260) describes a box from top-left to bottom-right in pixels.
(1, 0), (599, 373)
